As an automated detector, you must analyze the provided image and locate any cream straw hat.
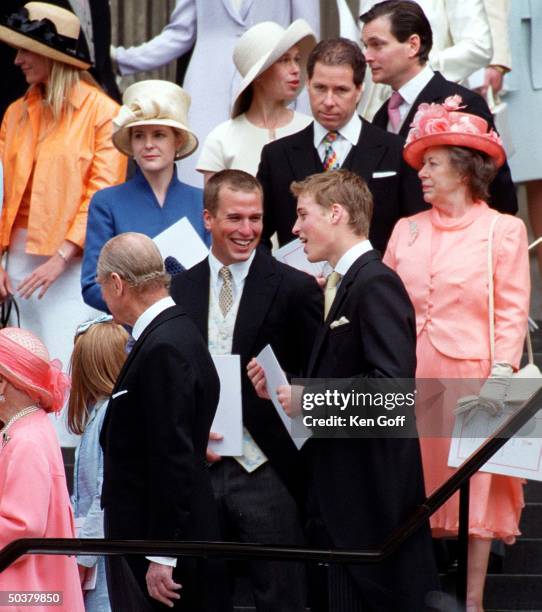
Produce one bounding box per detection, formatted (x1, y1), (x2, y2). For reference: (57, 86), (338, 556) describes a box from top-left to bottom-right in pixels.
(0, 2), (91, 69)
(231, 19), (316, 118)
(112, 80), (198, 160)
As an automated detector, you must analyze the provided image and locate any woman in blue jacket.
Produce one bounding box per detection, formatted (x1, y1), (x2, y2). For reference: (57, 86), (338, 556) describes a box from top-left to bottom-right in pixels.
(81, 79), (208, 312)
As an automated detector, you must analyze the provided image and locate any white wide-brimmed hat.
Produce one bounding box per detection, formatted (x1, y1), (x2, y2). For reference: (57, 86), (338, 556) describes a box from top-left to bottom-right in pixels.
(231, 19), (316, 118)
(0, 2), (91, 69)
(112, 80), (198, 160)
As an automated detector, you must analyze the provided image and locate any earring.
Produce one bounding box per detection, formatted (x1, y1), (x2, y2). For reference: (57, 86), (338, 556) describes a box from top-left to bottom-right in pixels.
(0, 394), (5, 402)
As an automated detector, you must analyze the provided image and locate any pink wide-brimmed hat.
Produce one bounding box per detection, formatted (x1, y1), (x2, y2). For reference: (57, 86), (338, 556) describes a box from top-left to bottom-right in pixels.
(0, 328), (70, 413)
(403, 95), (506, 170)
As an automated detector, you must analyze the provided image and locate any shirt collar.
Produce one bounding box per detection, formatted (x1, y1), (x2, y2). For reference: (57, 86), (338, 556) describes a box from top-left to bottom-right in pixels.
(313, 113), (362, 148)
(208, 249), (256, 287)
(132, 296), (175, 340)
(397, 65), (434, 106)
(334, 239), (373, 277)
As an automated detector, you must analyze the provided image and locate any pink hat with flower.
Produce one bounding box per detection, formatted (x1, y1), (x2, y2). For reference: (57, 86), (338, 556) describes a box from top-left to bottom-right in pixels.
(0, 328), (70, 413)
(403, 95), (506, 170)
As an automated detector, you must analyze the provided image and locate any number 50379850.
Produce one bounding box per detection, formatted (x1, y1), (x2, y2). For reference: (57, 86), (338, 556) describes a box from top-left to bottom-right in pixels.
(0, 591), (63, 606)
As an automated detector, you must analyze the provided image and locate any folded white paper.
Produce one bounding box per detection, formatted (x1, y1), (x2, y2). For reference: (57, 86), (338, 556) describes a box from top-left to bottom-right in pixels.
(153, 217), (208, 269)
(273, 238), (328, 277)
(255, 345), (311, 449)
(209, 355), (243, 456)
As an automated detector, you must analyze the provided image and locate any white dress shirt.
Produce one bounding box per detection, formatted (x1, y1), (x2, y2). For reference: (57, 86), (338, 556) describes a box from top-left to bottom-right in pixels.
(132, 297), (176, 340)
(334, 239), (374, 281)
(313, 113), (362, 168)
(388, 65), (435, 133)
(208, 249), (256, 302)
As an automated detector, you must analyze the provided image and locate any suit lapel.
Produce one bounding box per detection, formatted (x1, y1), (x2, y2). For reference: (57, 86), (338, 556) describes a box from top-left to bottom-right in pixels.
(399, 72), (445, 138)
(342, 119), (387, 182)
(221, 0), (247, 25)
(307, 250), (381, 376)
(102, 305), (184, 440)
(286, 123), (324, 179)
(232, 250), (279, 358)
(176, 260), (210, 343)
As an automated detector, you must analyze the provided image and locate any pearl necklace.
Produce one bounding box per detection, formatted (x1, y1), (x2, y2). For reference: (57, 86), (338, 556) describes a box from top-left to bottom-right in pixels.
(1, 405), (39, 447)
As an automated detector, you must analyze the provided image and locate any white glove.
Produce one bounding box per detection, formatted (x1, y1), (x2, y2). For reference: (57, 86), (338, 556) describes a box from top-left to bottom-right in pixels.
(455, 363), (513, 424)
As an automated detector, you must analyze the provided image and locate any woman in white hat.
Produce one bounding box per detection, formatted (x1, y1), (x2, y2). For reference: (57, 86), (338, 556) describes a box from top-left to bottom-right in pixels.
(197, 19), (316, 180)
(0, 2), (126, 445)
(81, 79), (206, 313)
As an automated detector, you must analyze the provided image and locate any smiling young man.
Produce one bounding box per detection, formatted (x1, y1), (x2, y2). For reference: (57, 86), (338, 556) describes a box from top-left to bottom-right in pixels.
(360, 0), (517, 215)
(250, 169), (439, 610)
(257, 37), (425, 255)
(170, 169), (322, 611)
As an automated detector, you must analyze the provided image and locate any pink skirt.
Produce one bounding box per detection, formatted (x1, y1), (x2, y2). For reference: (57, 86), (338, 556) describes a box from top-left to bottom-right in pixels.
(416, 330), (524, 543)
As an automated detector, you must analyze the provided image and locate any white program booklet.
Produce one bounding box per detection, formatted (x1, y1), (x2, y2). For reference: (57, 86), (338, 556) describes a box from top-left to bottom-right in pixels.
(153, 217), (208, 269)
(255, 344), (311, 449)
(273, 238), (328, 277)
(209, 354), (243, 456)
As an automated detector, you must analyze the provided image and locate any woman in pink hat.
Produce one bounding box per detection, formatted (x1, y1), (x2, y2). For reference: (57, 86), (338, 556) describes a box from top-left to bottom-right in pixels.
(384, 95), (530, 611)
(0, 327), (83, 611)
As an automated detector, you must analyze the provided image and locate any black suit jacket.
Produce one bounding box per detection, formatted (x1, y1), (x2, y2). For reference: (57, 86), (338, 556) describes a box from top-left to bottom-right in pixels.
(372, 71), (518, 215)
(101, 305), (220, 541)
(306, 251), (438, 610)
(257, 119), (427, 254)
(170, 250), (323, 504)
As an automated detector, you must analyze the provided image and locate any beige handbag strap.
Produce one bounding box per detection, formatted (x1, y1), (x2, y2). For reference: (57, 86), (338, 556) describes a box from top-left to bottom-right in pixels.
(487, 215), (534, 364)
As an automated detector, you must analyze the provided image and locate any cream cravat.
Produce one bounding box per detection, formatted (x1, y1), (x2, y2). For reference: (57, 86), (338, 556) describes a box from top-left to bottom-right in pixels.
(218, 266), (233, 316)
(324, 271), (342, 318)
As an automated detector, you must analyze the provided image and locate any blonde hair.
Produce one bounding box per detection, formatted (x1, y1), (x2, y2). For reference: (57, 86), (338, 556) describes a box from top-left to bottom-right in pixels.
(43, 60), (100, 122)
(67, 322), (129, 435)
(290, 170), (373, 236)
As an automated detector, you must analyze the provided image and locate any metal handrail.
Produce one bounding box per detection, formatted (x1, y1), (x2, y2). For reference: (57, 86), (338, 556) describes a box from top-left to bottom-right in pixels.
(1, 386), (541, 603)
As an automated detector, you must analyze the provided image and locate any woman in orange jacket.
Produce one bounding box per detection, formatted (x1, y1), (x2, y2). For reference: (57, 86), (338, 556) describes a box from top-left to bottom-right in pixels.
(0, 2), (126, 444)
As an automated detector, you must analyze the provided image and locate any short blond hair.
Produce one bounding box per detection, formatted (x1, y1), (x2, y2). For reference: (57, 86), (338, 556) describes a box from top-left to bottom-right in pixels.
(97, 232), (170, 292)
(68, 322), (129, 434)
(291, 170), (373, 236)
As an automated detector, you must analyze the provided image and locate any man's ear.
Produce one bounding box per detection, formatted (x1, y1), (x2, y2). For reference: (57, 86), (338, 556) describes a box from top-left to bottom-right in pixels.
(330, 202), (346, 224)
(111, 272), (124, 295)
(203, 209), (213, 232)
(408, 34), (421, 59)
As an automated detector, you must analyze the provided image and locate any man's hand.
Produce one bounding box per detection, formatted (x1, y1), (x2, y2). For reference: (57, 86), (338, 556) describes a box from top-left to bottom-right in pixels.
(206, 431), (223, 463)
(247, 358), (270, 400)
(146, 562), (182, 608)
(0, 266), (13, 301)
(17, 254), (67, 299)
(475, 66), (505, 99)
(277, 384), (302, 418)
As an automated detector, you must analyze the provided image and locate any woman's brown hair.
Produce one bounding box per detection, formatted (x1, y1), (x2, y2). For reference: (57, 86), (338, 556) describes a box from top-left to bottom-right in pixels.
(67, 321), (128, 435)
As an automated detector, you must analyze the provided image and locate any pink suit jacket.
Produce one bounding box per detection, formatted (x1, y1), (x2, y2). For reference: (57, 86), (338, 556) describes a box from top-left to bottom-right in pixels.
(384, 203), (530, 369)
(0, 410), (84, 611)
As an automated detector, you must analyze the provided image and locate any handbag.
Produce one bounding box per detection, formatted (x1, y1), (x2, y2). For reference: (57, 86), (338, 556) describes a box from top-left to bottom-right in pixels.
(487, 216), (542, 403)
(0, 296), (20, 329)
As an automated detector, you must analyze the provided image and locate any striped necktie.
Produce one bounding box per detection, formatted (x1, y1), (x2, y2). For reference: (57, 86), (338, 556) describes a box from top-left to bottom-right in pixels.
(323, 131), (340, 171)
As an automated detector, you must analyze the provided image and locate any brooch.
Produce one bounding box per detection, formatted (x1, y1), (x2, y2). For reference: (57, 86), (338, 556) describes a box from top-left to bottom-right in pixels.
(408, 220), (419, 246)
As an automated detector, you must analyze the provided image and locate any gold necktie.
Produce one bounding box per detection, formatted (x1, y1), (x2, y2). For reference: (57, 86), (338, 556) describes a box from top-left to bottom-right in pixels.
(324, 271), (342, 318)
(218, 266), (233, 316)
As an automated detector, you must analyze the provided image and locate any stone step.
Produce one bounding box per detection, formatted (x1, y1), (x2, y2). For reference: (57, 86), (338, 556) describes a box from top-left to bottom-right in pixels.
(519, 503), (542, 538)
(525, 480), (542, 503)
(496, 539), (542, 575)
(484, 574), (542, 610)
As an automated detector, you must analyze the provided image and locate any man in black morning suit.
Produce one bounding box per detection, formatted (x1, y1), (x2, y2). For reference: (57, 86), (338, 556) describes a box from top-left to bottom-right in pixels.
(98, 233), (229, 612)
(170, 171), (323, 611)
(257, 37), (426, 254)
(249, 170), (438, 611)
(361, 0), (517, 215)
